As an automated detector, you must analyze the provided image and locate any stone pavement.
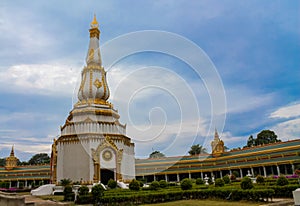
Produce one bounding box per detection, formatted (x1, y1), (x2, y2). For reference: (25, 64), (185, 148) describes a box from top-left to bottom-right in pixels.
(24, 195), (72, 206)
(259, 198), (294, 206)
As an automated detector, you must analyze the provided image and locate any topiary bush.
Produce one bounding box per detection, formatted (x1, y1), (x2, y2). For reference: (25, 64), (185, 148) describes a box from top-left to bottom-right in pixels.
(256, 175), (265, 184)
(107, 179), (117, 189)
(78, 185), (89, 196)
(276, 176), (289, 186)
(223, 175), (231, 184)
(150, 181), (160, 190)
(63, 185), (75, 201)
(241, 176), (253, 190)
(92, 184), (104, 204)
(159, 180), (168, 188)
(232, 171), (239, 178)
(196, 178), (204, 185)
(180, 178), (193, 190)
(129, 179), (140, 191)
(215, 178), (225, 187)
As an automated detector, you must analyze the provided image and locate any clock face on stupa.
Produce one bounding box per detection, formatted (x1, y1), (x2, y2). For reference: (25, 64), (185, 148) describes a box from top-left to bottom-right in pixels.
(102, 150), (113, 161)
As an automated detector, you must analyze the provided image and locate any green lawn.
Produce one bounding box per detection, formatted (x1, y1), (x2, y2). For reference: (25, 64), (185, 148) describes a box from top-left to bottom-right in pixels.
(142, 199), (261, 206)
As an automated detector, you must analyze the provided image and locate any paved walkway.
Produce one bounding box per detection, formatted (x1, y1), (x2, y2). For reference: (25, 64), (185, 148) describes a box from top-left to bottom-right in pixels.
(24, 195), (71, 206)
(259, 198), (294, 206)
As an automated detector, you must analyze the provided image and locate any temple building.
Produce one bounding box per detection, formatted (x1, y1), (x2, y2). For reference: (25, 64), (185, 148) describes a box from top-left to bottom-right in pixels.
(1, 17), (300, 188)
(51, 15), (135, 185)
(135, 131), (300, 182)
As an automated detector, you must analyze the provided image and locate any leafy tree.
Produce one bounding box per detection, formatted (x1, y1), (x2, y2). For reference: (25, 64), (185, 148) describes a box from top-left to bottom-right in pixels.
(188, 144), (207, 155)
(28, 153), (50, 165)
(247, 135), (255, 147)
(180, 178), (193, 190)
(63, 185), (75, 201)
(256, 130), (280, 145)
(60, 178), (72, 186)
(149, 151), (165, 159)
(0, 158), (5, 166)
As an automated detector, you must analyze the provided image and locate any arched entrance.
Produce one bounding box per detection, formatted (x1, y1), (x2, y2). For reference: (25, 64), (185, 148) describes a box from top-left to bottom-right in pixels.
(100, 169), (115, 185)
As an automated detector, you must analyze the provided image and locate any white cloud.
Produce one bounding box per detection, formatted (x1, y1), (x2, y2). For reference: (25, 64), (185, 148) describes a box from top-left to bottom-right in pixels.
(270, 103), (300, 119)
(271, 118), (300, 141)
(0, 64), (80, 96)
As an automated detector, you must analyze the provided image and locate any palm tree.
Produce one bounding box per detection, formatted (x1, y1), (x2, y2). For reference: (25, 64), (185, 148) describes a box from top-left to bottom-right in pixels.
(188, 144), (207, 155)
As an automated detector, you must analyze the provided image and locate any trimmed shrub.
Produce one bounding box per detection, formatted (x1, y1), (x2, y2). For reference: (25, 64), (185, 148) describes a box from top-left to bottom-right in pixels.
(180, 178), (193, 190)
(196, 178), (204, 185)
(159, 180), (168, 188)
(241, 176), (253, 190)
(76, 194), (93, 204)
(129, 179), (140, 191)
(150, 181), (160, 190)
(232, 171), (239, 178)
(215, 178), (225, 187)
(256, 175), (265, 184)
(78, 185), (89, 196)
(63, 185), (75, 201)
(60, 178), (72, 186)
(276, 176), (289, 186)
(107, 179), (117, 189)
(223, 175), (231, 184)
(139, 180), (144, 187)
(92, 184), (104, 204)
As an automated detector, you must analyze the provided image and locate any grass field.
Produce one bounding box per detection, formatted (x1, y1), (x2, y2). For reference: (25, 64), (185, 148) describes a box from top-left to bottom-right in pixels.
(142, 199), (261, 206)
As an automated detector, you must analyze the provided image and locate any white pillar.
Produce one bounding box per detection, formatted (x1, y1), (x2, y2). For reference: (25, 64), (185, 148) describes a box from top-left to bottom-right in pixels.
(263, 166), (267, 177)
(229, 170), (232, 176)
(220, 171), (223, 178)
(292, 164), (295, 174)
(153, 174), (156, 181)
(165, 174), (168, 181)
(17, 181), (19, 188)
(251, 168), (254, 177)
(201, 172), (203, 179)
(25, 180), (28, 188)
(177, 174), (180, 182)
(240, 169), (243, 178)
(277, 165), (280, 176)
(188, 172), (191, 179)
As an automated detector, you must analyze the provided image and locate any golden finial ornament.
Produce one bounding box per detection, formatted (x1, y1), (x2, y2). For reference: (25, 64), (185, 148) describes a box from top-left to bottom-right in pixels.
(90, 14), (99, 29)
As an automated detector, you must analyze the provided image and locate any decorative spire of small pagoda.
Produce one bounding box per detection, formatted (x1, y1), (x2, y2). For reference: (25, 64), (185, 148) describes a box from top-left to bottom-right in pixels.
(77, 14), (110, 104)
(211, 129), (225, 157)
(5, 145), (18, 170)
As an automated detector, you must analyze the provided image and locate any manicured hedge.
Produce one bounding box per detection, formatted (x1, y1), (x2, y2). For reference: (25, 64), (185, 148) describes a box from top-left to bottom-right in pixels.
(97, 188), (274, 205)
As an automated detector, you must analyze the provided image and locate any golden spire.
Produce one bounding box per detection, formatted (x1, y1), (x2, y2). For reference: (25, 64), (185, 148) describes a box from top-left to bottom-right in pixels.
(10, 145), (15, 157)
(90, 14), (99, 29)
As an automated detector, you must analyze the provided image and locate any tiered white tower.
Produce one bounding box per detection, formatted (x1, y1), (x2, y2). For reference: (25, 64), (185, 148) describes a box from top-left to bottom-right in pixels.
(52, 16), (135, 184)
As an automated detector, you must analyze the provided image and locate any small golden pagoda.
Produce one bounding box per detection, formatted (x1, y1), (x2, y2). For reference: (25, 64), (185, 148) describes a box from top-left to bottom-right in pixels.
(211, 129), (225, 157)
(5, 146), (18, 170)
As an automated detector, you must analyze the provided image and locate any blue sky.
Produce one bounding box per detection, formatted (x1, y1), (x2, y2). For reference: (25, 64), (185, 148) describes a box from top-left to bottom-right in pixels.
(0, 0), (299, 161)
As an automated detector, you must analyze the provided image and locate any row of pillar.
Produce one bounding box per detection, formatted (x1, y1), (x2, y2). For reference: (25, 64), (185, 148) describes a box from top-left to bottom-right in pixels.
(146, 164), (296, 182)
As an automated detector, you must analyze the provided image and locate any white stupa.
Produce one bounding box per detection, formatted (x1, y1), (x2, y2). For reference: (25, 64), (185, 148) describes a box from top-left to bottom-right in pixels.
(51, 15), (135, 185)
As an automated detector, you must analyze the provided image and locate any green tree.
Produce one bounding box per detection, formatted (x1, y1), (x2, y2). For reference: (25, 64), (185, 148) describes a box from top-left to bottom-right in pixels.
(150, 181), (160, 190)
(28, 153), (50, 165)
(196, 178), (204, 185)
(149, 151), (165, 159)
(188, 144), (207, 155)
(60, 178), (72, 186)
(247, 135), (255, 147)
(255, 130), (280, 145)
(0, 158), (5, 166)
(159, 180), (168, 188)
(223, 175), (231, 184)
(78, 186), (89, 195)
(276, 176), (289, 186)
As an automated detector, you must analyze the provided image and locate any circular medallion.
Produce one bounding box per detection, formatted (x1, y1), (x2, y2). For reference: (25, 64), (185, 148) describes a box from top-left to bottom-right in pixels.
(102, 150), (112, 161)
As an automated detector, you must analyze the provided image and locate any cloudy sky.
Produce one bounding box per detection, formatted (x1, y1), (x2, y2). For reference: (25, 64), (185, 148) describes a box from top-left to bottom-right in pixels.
(0, 0), (299, 161)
